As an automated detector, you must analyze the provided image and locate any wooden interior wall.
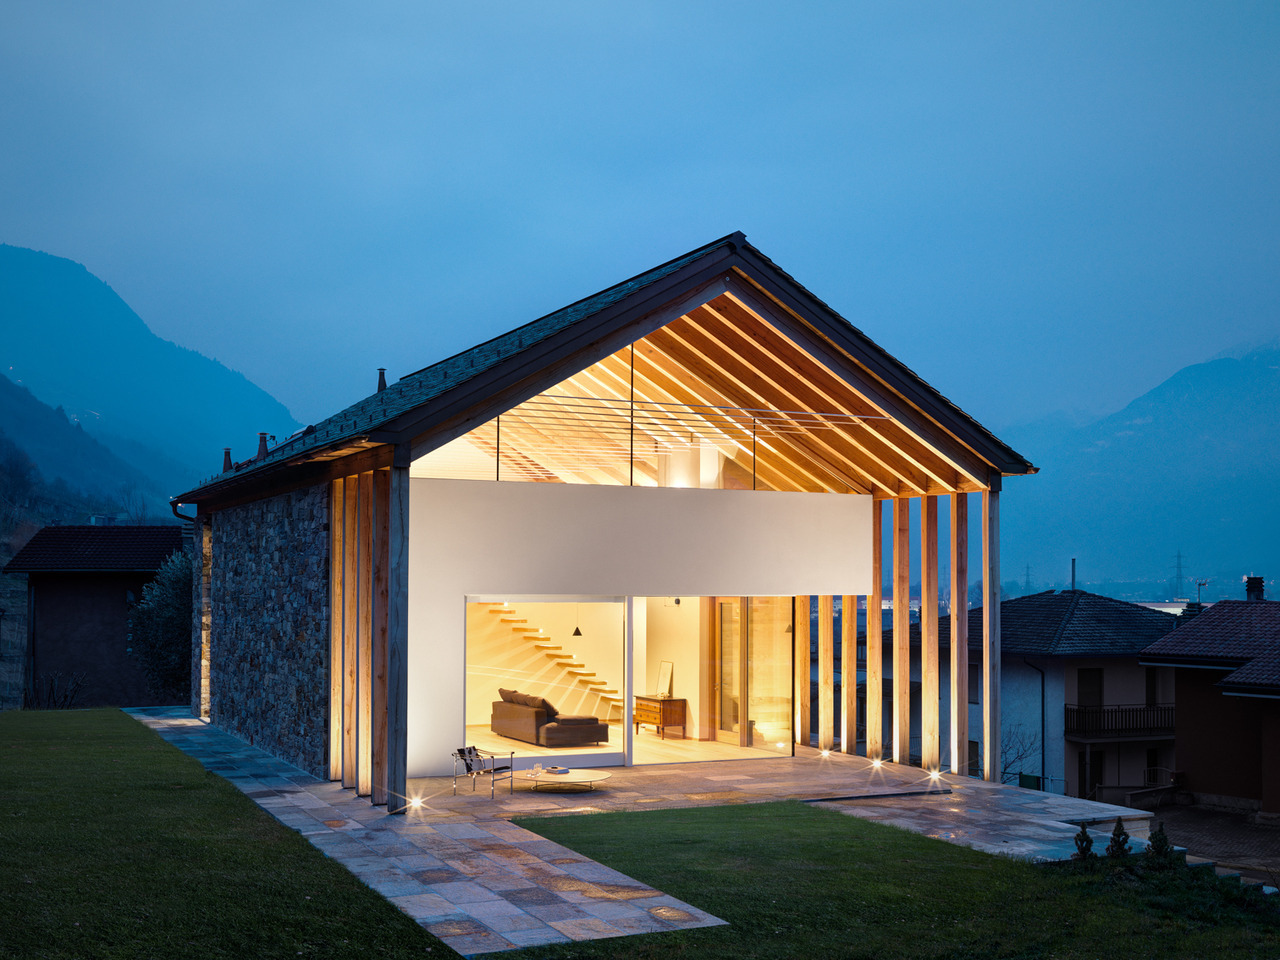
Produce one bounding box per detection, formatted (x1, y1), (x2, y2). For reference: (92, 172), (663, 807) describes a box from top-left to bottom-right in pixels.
(329, 468), (395, 803)
(840, 594), (857, 753)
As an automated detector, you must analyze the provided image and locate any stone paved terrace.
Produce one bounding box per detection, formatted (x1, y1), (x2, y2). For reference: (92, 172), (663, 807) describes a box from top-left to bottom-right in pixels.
(130, 707), (1154, 956)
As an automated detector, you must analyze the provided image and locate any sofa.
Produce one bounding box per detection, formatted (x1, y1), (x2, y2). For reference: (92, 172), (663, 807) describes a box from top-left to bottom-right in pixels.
(490, 688), (609, 747)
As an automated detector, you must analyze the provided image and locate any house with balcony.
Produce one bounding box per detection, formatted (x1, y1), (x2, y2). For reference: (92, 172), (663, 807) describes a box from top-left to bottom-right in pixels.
(1141, 576), (1280, 818)
(887, 590), (1178, 796)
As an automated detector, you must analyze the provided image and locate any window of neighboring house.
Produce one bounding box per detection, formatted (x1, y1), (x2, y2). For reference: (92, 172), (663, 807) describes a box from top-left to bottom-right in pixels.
(1077, 667), (1103, 707)
(1145, 666), (1159, 707)
(968, 663), (980, 704)
(1145, 747), (1160, 785)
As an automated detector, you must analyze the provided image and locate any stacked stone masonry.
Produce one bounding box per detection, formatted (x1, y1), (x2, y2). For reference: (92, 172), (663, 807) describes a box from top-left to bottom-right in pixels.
(206, 483), (330, 777)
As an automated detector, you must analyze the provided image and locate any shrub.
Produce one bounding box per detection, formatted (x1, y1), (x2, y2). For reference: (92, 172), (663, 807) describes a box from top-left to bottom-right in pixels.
(1145, 821), (1174, 866)
(1106, 817), (1131, 858)
(1073, 823), (1095, 860)
(129, 548), (193, 703)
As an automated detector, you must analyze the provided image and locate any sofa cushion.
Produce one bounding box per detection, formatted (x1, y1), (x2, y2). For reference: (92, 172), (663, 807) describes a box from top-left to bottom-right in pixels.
(529, 696), (558, 718)
(498, 687), (517, 703)
(554, 715), (598, 725)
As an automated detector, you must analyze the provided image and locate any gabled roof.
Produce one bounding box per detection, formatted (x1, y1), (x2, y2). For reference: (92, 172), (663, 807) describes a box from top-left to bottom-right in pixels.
(905, 590), (1178, 658)
(4, 525), (184, 574)
(1141, 599), (1280, 696)
(175, 232), (1035, 509)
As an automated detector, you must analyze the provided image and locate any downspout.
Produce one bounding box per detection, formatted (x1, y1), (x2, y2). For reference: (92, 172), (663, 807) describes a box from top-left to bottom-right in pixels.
(171, 501), (197, 523)
(1023, 657), (1046, 788)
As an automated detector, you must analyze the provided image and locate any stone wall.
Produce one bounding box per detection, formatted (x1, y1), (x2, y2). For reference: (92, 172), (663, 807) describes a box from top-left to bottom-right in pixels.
(208, 483), (329, 777)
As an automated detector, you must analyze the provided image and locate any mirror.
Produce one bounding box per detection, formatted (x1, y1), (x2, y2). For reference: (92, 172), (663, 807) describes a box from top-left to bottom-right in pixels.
(656, 660), (673, 698)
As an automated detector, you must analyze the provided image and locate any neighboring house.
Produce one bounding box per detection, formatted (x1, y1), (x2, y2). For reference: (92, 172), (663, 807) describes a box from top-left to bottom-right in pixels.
(3, 524), (185, 707)
(172, 233), (1035, 811)
(868, 591), (1177, 794)
(1141, 576), (1280, 819)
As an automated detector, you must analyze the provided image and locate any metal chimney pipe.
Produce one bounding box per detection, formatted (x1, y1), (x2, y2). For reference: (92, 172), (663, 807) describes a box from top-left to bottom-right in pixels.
(1246, 576), (1265, 601)
(1071, 558), (1076, 591)
(377, 368), (387, 392)
(222, 448), (233, 472)
(256, 432), (269, 460)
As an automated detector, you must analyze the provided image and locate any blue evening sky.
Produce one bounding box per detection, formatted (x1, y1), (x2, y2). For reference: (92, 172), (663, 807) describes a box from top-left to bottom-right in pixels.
(3, 2), (1277, 429)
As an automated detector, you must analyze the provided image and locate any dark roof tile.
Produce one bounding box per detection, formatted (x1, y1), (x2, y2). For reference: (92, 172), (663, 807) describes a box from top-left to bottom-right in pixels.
(4, 525), (184, 574)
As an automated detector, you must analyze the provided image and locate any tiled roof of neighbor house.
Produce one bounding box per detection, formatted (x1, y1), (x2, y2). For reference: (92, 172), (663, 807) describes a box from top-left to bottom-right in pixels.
(901, 590), (1178, 657)
(175, 231), (1034, 505)
(1141, 599), (1280, 694)
(3, 525), (184, 574)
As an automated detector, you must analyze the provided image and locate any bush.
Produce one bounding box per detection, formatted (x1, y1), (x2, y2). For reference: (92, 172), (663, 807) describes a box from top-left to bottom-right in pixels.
(1073, 823), (1095, 860)
(1107, 817), (1131, 858)
(1145, 821), (1174, 867)
(129, 549), (192, 703)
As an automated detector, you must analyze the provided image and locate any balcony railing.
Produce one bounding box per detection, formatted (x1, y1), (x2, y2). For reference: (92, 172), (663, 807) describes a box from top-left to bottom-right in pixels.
(1064, 703), (1175, 739)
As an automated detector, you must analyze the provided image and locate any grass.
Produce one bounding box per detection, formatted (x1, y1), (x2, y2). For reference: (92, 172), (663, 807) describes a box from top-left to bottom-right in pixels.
(0, 709), (441, 960)
(511, 802), (1280, 959)
(4, 710), (1278, 960)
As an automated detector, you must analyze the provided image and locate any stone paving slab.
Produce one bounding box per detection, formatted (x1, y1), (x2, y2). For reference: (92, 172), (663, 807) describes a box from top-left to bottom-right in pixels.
(129, 706), (1167, 953)
(128, 707), (725, 956)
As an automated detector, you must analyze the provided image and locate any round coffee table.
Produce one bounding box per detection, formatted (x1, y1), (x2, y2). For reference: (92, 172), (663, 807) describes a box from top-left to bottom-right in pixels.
(523, 769), (612, 792)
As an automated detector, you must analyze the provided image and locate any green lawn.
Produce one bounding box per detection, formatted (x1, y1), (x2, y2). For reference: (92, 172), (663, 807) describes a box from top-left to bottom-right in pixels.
(4, 710), (1278, 960)
(0, 709), (440, 960)
(512, 803), (1280, 959)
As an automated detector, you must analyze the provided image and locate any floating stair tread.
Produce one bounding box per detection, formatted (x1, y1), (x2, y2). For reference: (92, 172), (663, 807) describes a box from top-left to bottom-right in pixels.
(498, 618), (528, 623)
(533, 642), (562, 649)
(580, 679), (607, 686)
(511, 627), (543, 632)
(544, 653), (573, 660)
(566, 669), (595, 676)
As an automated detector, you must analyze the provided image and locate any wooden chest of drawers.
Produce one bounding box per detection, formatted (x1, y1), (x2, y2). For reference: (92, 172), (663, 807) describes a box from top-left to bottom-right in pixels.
(633, 695), (687, 740)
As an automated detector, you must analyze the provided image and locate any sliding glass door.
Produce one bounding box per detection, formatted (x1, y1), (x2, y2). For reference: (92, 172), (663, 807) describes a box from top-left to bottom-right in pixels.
(711, 597), (793, 754)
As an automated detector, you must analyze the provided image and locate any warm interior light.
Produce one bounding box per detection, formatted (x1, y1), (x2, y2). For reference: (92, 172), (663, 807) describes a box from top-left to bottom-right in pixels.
(409, 797), (423, 808)
(872, 758), (883, 768)
(775, 742), (787, 749)
(820, 749), (831, 758)
(928, 770), (941, 781)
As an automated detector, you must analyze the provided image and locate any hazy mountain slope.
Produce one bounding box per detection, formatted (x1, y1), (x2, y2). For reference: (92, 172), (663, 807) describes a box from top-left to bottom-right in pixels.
(0, 244), (299, 494)
(1001, 345), (1280, 589)
(0, 372), (160, 504)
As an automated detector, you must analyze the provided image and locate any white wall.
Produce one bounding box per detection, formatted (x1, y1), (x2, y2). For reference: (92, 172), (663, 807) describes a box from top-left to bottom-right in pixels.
(408, 478), (872, 775)
(642, 597), (705, 737)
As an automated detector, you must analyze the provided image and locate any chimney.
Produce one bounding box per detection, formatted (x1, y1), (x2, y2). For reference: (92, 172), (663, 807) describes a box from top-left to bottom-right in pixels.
(222, 448), (233, 473)
(1246, 576), (1265, 601)
(256, 432), (269, 460)
(377, 368), (388, 392)
(1071, 558), (1076, 591)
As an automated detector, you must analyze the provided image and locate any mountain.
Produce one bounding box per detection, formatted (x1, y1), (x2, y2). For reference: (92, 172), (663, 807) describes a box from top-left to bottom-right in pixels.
(0, 372), (160, 507)
(1000, 345), (1280, 596)
(0, 244), (299, 497)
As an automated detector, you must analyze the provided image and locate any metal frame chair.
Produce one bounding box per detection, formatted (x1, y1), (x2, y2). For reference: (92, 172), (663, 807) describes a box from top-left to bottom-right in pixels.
(452, 746), (514, 798)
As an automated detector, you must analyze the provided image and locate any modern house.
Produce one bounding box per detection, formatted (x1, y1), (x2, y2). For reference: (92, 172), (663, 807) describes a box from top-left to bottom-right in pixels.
(172, 234), (1036, 811)
(1141, 576), (1280, 819)
(4, 524), (185, 707)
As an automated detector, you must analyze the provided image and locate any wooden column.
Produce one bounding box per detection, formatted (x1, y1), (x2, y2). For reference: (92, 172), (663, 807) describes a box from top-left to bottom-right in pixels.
(920, 495), (939, 772)
(840, 594), (857, 754)
(328, 479), (344, 781)
(818, 595), (834, 751)
(949, 492), (969, 774)
(371, 468), (390, 805)
(342, 477), (358, 788)
(357, 471), (374, 796)
(982, 477), (1002, 782)
(385, 453), (410, 813)
(794, 596), (811, 747)
(892, 498), (911, 764)
(865, 502), (884, 761)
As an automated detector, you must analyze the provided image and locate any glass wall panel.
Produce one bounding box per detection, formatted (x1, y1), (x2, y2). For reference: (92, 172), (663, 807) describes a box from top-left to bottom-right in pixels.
(748, 596), (794, 754)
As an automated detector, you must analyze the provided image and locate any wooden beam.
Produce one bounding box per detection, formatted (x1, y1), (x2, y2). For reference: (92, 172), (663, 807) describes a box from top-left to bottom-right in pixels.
(841, 594), (857, 754)
(794, 596), (811, 746)
(372, 468), (390, 805)
(892, 498), (911, 764)
(385, 458), (410, 812)
(920, 495), (939, 772)
(328, 479), (343, 781)
(357, 470), (373, 796)
(818, 595), (834, 751)
(950, 492), (969, 775)
(982, 480), (1001, 782)
(866, 503), (883, 761)
(342, 477), (358, 789)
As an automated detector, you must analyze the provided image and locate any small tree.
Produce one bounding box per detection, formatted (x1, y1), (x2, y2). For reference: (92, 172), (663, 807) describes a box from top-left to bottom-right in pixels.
(1145, 821), (1174, 867)
(1106, 817), (1131, 858)
(129, 549), (193, 703)
(1072, 824), (1095, 860)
